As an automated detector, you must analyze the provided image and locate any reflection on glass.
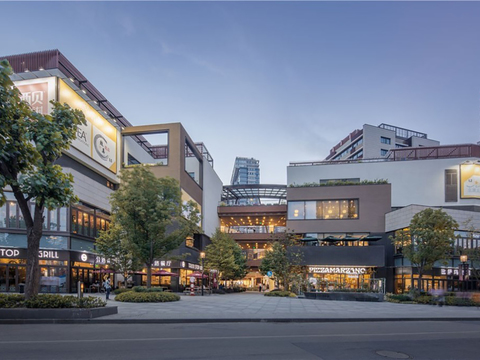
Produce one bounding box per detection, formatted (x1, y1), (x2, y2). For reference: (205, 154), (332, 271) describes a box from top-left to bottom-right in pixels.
(59, 208), (67, 231)
(287, 202), (304, 219)
(305, 201), (316, 219)
(0, 204), (6, 228)
(50, 209), (58, 230)
(8, 202), (17, 227)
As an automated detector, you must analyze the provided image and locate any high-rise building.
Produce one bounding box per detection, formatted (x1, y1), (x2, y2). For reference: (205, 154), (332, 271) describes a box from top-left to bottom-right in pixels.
(325, 123), (440, 161)
(231, 157), (260, 185)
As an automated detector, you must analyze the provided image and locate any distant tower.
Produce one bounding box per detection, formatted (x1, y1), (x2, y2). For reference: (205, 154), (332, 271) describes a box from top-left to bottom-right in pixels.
(231, 157), (260, 185)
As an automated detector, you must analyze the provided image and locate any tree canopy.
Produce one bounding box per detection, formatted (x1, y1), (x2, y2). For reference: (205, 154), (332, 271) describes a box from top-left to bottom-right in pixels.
(0, 60), (85, 298)
(204, 228), (247, 282)
(391, 208), (458, 291)
(109, 166), (201, 287)
(259, 231), (304, 292)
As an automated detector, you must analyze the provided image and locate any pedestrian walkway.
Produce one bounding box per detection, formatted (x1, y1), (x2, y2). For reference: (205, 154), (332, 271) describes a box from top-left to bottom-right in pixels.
(92, 292), (480, 322)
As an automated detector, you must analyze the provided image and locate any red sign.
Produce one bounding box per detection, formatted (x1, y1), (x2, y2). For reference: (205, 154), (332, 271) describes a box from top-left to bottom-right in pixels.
(17, 82), (49, 114)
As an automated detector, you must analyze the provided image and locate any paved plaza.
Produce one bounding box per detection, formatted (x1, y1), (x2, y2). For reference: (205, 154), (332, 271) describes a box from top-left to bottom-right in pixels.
(93, 292), (480, 322)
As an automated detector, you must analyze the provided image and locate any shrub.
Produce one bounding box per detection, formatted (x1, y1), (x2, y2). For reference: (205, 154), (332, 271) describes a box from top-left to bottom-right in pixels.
(22, 295), (106, 308)
(385, 294), (412, 303)
(445, 296), (477, 306)
(113, 288), (132, 295)
(414, 295), (433, 305)
(115, 291), (180, 303)
(0, 294), (25, 308)
(132, 286), (164, 293)
(264, 291), (296, 298)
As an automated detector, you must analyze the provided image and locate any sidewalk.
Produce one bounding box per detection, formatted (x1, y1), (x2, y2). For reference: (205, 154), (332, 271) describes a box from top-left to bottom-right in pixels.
(89, 292), (480, 323)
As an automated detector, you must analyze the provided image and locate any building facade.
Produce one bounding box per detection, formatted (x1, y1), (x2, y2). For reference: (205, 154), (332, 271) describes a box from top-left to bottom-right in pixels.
(0, 50), (222, 293)
(325, 123), (440, 161)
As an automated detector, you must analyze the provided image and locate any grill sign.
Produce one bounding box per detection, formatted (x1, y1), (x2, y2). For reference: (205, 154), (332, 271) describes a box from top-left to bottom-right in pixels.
(308, 267), (367, 275)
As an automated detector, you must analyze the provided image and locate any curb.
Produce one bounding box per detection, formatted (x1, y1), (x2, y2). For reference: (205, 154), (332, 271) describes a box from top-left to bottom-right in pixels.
(1, 317), (480, 325)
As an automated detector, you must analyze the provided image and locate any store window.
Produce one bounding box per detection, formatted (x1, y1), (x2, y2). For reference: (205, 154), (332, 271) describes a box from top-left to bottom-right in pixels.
(380, 149), (388, 156)
(0, 203), (6, 228)
(288, 200), (359, 220)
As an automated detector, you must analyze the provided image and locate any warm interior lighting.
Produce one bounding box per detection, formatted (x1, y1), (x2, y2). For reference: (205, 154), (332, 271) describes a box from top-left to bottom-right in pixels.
(200, 252), (205, 259)
(460, 255), (468, 263)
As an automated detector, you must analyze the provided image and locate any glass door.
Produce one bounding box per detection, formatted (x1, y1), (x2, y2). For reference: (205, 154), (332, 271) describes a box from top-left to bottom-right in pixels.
(0, 265), (6, 292)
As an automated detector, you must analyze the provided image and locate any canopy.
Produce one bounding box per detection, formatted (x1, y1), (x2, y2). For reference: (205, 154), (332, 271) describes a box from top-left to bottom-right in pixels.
(152, 270), (179, 277)
(93, 269), (115, 274)
(189, 272), (208, 278)
(129, 271), (147, 275)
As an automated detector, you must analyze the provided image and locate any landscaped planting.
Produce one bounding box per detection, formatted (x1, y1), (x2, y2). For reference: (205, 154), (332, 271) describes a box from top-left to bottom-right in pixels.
(113, 288), (132, 295)
(132, 286), (164, 293)
(115, 291), (180, 302)
(385, 293), (480, 306)
(0, 294), (106, 308)
(264, 291), (297, 297)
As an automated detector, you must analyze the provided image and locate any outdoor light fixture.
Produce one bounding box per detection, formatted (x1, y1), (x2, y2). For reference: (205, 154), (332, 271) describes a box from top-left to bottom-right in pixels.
(460, 254), (468, 263)
(200, 252), (206, 296)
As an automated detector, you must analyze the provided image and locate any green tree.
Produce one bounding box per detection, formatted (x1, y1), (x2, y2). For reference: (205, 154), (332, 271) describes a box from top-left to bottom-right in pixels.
(109, 166), (201, 288)
(205, 229), (247, 282)
(459, 219), (480, 287)
(95, 222), (141, 287)
(0, 60), (85, 298)
(259, 231), (304, 291)
(391, 208), (458, 292)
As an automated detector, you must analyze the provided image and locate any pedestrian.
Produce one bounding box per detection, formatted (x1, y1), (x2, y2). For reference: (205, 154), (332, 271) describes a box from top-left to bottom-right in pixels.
(258, 283), (262, 292)
(103, 278), (111, 300)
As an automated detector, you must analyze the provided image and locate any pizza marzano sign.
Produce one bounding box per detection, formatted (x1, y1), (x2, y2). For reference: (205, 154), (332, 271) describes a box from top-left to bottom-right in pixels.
(308, 267), (367, 275)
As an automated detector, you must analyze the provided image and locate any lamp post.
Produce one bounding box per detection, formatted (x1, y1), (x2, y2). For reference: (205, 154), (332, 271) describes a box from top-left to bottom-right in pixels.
(200, 252), (205, 296)
(460, 254), (468, 292)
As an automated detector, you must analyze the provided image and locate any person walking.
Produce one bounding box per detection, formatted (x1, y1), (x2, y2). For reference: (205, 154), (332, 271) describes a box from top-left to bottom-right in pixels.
(258, 283), (262, 292)
(103, 278), (112, 300)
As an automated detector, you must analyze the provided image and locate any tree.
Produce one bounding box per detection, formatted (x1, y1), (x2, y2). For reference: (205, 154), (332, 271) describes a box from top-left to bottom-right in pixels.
(0, 60), (85, 299)
(259, 231), (304, 291)
(109, 166), (201, 288)
(391, 208), (458, 292)
(458, 218), (480, 289)
(204, 228), (247, 282)
(95, 222), (141, 287)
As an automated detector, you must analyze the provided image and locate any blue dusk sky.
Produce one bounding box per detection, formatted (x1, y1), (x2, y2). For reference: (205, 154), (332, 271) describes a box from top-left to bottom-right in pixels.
(1, 1), (479, 184)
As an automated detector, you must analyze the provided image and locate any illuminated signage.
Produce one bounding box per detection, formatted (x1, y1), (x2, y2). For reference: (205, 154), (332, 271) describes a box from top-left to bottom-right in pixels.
(460, 163), (480, 199)
(14, 77), (57, 115)
(58, 79), (117, 173)
(0, 248), (60, 260)
(308, 266), (367, 275)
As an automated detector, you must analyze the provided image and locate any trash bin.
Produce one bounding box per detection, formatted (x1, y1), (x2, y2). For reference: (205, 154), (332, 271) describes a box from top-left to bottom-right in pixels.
(19, 284), (25, 294)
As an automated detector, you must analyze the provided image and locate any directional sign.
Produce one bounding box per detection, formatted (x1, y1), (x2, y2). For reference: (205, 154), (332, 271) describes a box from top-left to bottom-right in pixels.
(267, 271), (273, 277)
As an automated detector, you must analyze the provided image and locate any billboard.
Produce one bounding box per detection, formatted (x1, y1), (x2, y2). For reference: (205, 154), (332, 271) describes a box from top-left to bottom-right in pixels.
(460, 163), (480, 199)
(15, 77), (57, 115)
(58, 79), (117, 173)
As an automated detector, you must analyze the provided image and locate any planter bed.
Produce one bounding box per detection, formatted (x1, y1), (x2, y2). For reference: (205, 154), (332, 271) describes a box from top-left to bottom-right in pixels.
(0, 306), (117, 320)
(304, 292), (384, 302)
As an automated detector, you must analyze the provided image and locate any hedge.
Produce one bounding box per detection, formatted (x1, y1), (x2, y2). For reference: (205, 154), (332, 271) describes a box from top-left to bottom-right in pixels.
(132, 286), (164, 293)
(113, 288), (132, 295)
(0, 294), (106, 308)
(264, 291), (297, 298)
(115, 291), (180, 303)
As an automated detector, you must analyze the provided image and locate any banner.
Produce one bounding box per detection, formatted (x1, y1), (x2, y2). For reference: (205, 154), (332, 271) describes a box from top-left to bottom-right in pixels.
(460, 163), (480, 199)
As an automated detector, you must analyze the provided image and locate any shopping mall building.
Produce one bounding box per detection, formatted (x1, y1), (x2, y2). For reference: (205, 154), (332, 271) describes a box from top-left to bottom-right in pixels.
(0, 50), (222, 293)
(1, 50), (479, 295)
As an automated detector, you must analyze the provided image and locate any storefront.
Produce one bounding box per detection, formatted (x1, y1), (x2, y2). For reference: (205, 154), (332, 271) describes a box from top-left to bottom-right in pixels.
(308, 266), (379, 291)
(0, 247), (107, 293)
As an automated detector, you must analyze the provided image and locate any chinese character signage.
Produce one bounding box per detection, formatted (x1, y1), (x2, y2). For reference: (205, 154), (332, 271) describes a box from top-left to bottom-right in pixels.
(460, 163), (480, 199)
(15, 77), (57, 115)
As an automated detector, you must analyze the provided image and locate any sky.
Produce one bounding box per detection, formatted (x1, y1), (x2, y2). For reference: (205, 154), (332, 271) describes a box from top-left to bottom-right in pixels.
(1, 1), (479, 185)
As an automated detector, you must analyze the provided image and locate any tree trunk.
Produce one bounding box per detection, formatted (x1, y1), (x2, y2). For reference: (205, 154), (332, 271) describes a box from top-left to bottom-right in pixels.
(146, 264), (152, 288)
(25, 205), (44, 299)
(418, 273), (423, 293)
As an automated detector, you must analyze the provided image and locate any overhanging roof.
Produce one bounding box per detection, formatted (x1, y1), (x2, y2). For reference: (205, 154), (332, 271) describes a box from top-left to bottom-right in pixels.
(222, 184), (287, 202)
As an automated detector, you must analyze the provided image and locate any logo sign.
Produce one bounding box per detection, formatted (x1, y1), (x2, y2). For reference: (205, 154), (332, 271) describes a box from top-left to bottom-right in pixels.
(81, 254), (88, 262)
(461, 164), (480, 199)
(58, 79), (117, 173)
(267, 271), (273, 277)
(14, 77), (56, 115)
(308, 267), (367, 275)
(0, 248), (20, 258)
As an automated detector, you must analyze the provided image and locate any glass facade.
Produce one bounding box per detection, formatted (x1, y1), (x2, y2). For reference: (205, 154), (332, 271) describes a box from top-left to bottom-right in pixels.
(288, 200), (359, 220)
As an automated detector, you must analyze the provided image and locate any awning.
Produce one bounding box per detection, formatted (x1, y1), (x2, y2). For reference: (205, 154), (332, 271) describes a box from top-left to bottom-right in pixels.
(152, 270), (179, 277)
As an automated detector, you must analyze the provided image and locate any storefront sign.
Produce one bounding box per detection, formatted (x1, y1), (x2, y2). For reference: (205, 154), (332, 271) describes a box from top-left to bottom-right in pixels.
(440, 267), (472, 276)
(460, 163), (480, 199)
(153, 260), (172, 267)
(0, 248), (68, 260)
(58, 79), (117, 173)
(308, 266), (367, 275)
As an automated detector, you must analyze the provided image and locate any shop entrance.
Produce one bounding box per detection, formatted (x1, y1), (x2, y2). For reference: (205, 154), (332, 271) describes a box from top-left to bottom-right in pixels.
(0, 260), (26, 292)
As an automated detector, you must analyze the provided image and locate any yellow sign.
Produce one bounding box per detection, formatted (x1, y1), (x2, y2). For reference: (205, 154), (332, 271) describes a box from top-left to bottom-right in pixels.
(460, 163), (480, 199)
(58, 79), (117, 173)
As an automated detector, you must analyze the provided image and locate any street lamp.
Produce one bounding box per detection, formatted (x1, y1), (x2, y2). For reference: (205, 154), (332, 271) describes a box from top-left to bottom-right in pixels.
(200, 252), (206, 296)
(460, 254), (468, 292)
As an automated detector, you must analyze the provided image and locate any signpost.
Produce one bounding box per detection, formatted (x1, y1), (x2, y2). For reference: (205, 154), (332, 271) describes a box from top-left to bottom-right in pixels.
(267, 271), (273, 277)
(190, 276), (195, 296)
